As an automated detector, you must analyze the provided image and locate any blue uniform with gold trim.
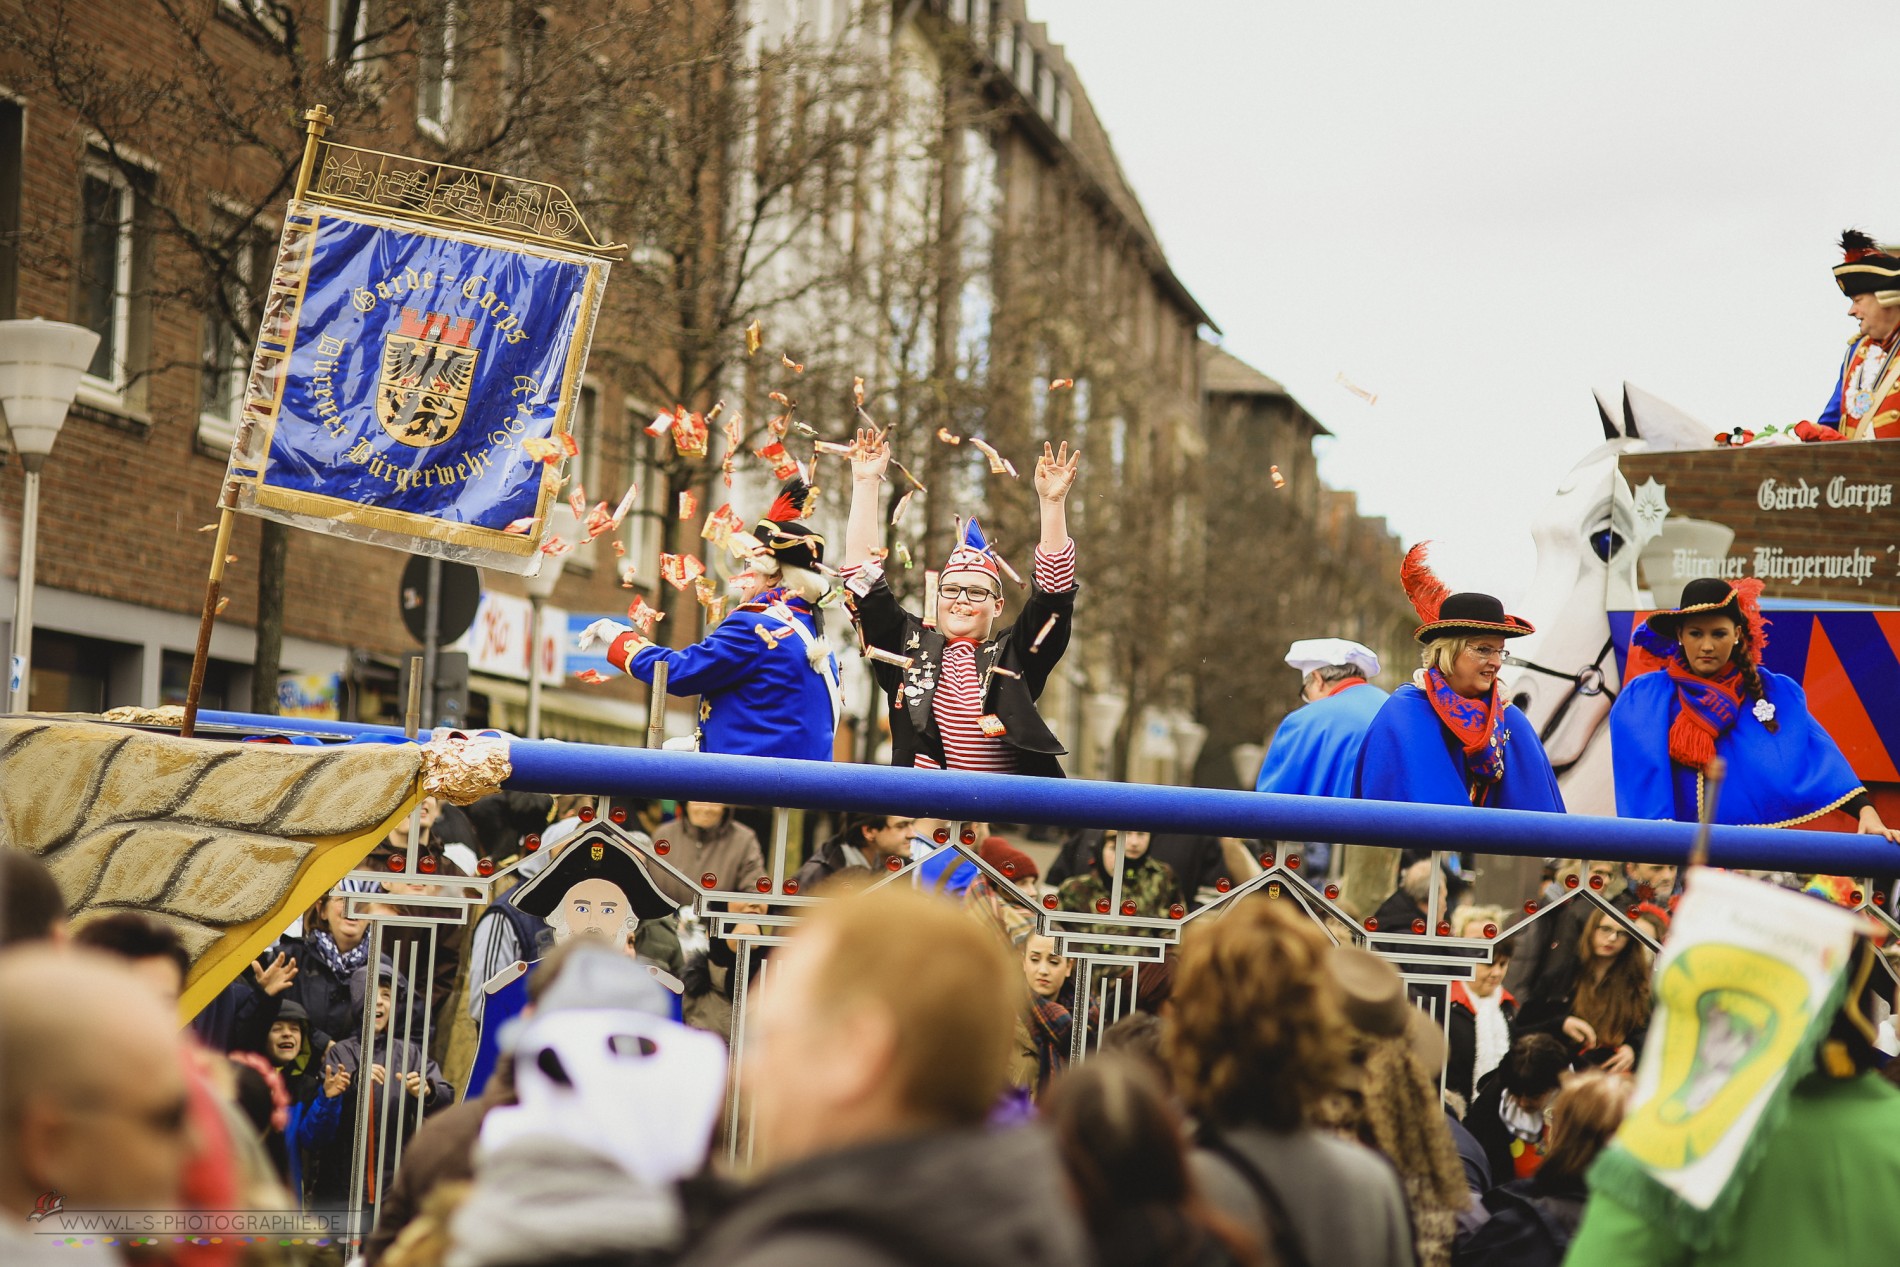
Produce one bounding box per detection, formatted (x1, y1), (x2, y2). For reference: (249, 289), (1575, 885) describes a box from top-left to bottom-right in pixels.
(624, 598), (838, 761)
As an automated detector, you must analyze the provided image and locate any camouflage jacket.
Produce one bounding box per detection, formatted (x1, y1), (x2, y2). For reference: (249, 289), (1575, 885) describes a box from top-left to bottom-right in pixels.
(1055, 857), (1183, 957)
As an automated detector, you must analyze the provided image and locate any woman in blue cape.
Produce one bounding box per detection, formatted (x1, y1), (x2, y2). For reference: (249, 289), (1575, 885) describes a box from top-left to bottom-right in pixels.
(1356, 545), (1564, 813)
(1609, 577), (1900, 840)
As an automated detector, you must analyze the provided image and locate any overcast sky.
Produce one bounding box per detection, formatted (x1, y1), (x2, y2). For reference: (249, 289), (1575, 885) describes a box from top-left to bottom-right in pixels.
(1031, 0), (1900, 603)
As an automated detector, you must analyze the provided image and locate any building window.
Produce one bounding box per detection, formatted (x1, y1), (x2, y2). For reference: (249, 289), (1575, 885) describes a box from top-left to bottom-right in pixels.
(199, 213), (269, 453)
(220, 0), (287, 40)
(0, 99), (20, 320)
(417, 2), (456, 142)
(329, 0), (373, 63)
(77, 165), (137, 390)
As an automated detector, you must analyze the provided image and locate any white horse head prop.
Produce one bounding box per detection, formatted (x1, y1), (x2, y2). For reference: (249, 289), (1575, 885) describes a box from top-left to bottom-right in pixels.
(1501, 385), (1713, 816)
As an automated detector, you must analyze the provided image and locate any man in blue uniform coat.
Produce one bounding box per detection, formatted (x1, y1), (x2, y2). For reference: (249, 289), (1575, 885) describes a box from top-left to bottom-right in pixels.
(580, 479), (841, 760)
(1257, 638), (1390, 799)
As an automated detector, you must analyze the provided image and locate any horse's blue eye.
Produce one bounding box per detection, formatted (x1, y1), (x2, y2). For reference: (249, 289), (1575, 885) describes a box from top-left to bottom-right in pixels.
(1590, 528), (1624, 561)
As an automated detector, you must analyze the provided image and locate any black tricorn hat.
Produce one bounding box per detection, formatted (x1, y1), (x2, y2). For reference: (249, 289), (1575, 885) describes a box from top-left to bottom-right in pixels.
(1832, 229), (1900, 298)
(509, 827), (677, 922)
(753, 478), (825, 573)
(1413, 593), (1536, 644)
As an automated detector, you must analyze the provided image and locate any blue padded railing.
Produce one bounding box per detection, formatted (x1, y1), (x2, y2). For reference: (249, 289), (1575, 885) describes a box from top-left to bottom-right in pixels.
(192, 709), (1900, 875)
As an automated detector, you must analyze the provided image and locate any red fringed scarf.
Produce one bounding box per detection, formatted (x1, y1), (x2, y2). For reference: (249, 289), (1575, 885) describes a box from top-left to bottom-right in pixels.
(1422, 667), (1507, 794)
(1665, 659), (1744, 771)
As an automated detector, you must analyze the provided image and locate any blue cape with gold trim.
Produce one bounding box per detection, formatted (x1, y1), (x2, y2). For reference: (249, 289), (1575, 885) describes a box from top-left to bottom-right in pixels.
(1354, 685), (1565, 812)
(1257, 683), (1389, 799)
(1609, 667), (1863, 828)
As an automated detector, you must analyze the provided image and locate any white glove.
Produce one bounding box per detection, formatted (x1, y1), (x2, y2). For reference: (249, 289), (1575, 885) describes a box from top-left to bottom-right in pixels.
(578, 618), (634, 652)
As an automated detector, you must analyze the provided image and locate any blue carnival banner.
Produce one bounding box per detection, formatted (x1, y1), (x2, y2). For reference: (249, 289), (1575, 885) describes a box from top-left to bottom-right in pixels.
(227, 200), (609, 573)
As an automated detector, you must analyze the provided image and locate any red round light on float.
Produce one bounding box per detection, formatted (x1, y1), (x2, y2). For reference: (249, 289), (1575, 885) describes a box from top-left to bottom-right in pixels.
(1095, 899), (1111, 915)
(578, 806), (595, 822)
(700, 872), (717, 889)
(783, 879), (799, 895)
(960, 828), (976, 845)
(1001, 860), (1017, 878)
(1169, 903), (1185, 920)
(1286, 854), (1301, 870)
(933, 828), (950, 844)
(418, 855), (438, 874)
(1483, 922), (1498, 939)
(477, 858), (495, 876)
(1324, 883), (1340, 900)
(1121, 900), (1138, 917)
(1851, 888), (1865, 905)
(1364, 917), (1379, 932)
(655, 839), (670, 855)
(1258, 850), (1275, 869)
(1877, 891), (1890, 907)
(1437, 921), (1452, 937)
(386, 853), (406, 871)
(1043, 894), (1059, 910)
(1588, 874), (1605, 890)
(1524, 900), (1539, 914)
(523, 834), (541, 852)
(610, 807), (628, 825)
(756, 877), (772, 893)
(1411, 918), (1426, 934)
(886, 855), (904, 872)
(1216, 877), (1232, 893)
(1564, 874), (1580, 889)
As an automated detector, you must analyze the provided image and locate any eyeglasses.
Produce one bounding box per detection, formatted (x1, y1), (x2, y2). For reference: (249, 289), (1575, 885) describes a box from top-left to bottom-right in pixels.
(1466, 644), (1507, 663)
(938, 585), (999, 603)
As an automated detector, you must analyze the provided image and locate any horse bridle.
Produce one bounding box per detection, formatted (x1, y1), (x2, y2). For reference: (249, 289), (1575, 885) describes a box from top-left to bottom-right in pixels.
(1506, 636), (1618, 771)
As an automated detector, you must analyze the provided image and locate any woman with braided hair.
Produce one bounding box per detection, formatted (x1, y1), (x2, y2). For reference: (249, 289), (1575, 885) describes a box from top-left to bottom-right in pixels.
(1609, 577), (1900, 840)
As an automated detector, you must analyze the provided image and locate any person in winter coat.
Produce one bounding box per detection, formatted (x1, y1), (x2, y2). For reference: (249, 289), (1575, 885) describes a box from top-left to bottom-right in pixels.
(1456, 1070), (1630, 1267)
(261, 999), (348, 1205)
(1047, 1055), (1256, 1267)
(1446, 939), (1517, 1106)
(677, 889), (1091, 1267)
(1514, 906), (1658, 1074)
(311, 965), (454, 1209)
(1177, 900), (1416, 1267)
(650, 803), (767, 906)
(1463, 1034), (1569, 1186)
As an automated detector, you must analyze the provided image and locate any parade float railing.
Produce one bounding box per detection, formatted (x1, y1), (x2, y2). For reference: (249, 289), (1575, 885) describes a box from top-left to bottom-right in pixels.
(191, 708), (1900, 1188)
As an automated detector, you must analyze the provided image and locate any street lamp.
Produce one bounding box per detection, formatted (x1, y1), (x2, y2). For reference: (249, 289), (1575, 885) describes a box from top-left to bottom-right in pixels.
(1, 320), (100, 713)
(522, 505), (579, 739)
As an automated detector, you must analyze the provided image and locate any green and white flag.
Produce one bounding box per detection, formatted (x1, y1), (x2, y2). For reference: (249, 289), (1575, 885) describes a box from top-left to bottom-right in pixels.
(1589, 866), (1863, 1249)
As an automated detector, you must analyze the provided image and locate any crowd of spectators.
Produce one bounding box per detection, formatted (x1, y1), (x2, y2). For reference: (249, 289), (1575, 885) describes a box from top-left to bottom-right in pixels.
(7, 815), (1900, 1267)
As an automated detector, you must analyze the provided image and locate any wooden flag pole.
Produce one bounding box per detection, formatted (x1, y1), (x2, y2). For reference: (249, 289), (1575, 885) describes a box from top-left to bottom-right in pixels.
(180, 105), (332, 739)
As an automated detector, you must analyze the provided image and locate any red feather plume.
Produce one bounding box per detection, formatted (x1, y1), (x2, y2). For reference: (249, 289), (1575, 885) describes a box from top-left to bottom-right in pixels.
(1732, 576), (1768, 661)
(763, 477), (814, 524)
(1400, 542), (1449, 625)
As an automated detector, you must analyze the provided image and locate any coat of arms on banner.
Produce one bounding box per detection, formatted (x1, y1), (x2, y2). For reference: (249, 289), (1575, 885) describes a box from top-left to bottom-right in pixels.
(379, 309), (479, 447)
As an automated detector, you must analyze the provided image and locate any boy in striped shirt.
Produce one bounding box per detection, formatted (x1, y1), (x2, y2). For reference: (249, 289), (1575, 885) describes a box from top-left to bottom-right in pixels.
(841, 431), (1080, 778)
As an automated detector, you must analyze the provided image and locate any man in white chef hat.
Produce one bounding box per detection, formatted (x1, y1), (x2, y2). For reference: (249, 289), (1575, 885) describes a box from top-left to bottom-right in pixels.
(1253, 638), (1389, 876)
(1255, 638), (1389, 799)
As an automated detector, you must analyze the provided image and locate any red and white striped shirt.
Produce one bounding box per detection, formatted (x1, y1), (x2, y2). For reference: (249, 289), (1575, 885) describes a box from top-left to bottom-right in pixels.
(915, 541), (1075, 774)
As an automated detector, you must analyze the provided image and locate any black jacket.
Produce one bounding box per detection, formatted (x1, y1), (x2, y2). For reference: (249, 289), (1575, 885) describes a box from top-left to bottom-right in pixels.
(1446, 980), (1518, 1105)
(677, 1126), (1090, 1267)
(1452, 1175), (1587, 1267)
(1514, 958), (1649, 1065)
(1464, 1076), (1533, 1187)
(846, 565), (1075, 777)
